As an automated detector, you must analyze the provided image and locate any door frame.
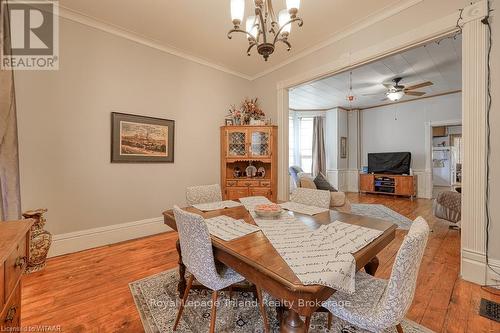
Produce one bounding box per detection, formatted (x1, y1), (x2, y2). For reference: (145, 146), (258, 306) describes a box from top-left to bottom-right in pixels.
(275, 1), (492, 284)
(426, 119), (462, 197)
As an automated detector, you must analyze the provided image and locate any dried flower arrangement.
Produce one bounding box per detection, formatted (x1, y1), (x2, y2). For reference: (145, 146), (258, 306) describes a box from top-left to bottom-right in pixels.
(227, 97), (266, 125)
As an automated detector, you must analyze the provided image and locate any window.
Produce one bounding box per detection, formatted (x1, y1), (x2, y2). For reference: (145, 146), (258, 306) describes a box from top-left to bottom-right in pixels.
(299, 117), (313, 173)
(289, 115), (294, 168)
(288, 114), (314, 174)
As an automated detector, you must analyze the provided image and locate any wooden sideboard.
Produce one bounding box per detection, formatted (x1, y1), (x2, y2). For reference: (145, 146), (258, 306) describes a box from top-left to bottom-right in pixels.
(220, 126), (277, 202)
(359, 173), (417, 199)
(1, 221), (33, 330)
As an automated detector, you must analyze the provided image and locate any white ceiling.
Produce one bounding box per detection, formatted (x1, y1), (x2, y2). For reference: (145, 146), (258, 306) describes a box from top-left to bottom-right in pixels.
(289, 35), (462, 110)
(58, 0), (410, 78)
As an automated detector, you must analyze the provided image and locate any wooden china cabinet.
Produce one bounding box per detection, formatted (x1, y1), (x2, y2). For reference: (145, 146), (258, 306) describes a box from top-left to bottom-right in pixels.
(220, 125), (278, 202)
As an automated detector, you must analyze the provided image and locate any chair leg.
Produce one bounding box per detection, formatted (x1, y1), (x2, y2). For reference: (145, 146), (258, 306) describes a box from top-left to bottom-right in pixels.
(255, 286), (270, 333)
(327, 312), (333, 330)
(173, 274), (194, 331)
(209, 291), (218, 333)
(396, 323), (404, 333)
(304, 316), (311, 333)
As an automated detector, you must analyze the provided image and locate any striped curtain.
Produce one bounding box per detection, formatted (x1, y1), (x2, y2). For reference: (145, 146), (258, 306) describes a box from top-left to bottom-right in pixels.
(312, 116), (326, 177)
(0, 0), (22, 220)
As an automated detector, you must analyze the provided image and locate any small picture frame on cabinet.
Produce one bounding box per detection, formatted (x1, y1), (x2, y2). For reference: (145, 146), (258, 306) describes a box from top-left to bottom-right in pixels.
(225, 118), (234, 126)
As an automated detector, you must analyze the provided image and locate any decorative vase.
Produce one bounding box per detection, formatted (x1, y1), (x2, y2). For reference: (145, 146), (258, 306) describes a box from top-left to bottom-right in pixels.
(22, 208), (52, 273)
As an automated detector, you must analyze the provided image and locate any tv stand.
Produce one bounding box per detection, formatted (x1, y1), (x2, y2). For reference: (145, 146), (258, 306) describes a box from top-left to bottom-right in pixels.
(359, 173), (417, 199)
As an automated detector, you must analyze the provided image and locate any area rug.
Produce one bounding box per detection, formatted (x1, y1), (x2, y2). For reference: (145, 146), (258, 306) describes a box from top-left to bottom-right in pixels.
(130, 268), (434, 333)
(350, 204), (413, 230)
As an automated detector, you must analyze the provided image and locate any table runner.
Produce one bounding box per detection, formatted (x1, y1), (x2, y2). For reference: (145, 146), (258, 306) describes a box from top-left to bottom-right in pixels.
(280, 201), (330, 216)
(251, 212), (383, 293)
(205, 215), (260, 241)
(192, 200), (242, 212)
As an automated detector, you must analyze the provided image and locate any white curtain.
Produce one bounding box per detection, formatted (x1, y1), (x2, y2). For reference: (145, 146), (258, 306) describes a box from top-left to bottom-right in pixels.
(312, 116), (326, 177)
(0, 0), (22, 220)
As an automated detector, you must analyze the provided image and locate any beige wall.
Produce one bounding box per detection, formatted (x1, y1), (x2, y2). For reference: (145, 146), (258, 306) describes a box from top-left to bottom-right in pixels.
(14, 18), (251, 235)
(252, 0), (499, 261)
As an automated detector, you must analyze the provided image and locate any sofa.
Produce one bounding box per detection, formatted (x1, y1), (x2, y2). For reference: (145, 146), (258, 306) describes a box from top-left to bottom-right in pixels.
(298, 173), (352, 213)
(289, 166), (351, 213)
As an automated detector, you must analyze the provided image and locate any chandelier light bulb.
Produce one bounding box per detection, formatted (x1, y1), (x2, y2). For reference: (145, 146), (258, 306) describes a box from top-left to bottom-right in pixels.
(278, 9), (291, 34)
(286, 0), (300, 17)
(246, 16), (258, 38)
(286, 0), (300, 10)
(231, 0), (245, 26)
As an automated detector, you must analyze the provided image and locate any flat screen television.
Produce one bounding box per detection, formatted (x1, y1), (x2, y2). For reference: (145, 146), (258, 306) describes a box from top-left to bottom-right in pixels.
(367, 152), (411, 175)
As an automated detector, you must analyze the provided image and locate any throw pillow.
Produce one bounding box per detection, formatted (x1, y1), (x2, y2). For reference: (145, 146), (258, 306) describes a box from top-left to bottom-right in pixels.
(314, 173), (338, 192)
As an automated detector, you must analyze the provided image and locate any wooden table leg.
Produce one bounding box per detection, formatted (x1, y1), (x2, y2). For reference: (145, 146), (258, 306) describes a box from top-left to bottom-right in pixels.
(364, 256), (380, 276)
(280, 308), (305, 333)
(176, 238), (187, 297)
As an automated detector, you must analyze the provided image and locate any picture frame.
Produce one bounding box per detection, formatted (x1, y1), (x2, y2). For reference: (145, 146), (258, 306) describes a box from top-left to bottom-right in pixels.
(340, 136), (348, 159)
(111, 112), (175, 163)
(225, 118), (234, 126)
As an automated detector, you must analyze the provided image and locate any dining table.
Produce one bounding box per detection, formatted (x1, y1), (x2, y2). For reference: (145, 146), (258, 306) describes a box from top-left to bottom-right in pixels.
(163, 204), (397, 333)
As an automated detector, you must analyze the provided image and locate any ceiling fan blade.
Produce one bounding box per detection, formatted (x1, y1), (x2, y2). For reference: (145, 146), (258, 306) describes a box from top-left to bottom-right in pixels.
(405, 81), (433, 91)
(382, 83), (393, 89)
(405, 91), (426, 96)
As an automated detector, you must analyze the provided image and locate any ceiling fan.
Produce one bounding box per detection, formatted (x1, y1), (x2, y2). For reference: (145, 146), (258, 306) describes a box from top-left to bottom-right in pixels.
(382, 77), (433, 101)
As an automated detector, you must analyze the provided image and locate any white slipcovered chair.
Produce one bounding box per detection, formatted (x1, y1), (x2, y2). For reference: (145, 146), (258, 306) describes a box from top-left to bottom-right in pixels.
(320, 216), (430, 333)
(290, 187), (331, 209)
(185, 184), (222, 206)
(172, 206), (269, 332)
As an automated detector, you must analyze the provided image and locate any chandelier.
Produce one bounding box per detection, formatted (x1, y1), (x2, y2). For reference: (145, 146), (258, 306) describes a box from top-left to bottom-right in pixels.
(228, 0), (303, 61)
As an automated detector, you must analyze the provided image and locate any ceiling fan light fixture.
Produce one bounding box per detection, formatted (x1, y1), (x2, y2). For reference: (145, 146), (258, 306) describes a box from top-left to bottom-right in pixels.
(387, 90), (405, 101)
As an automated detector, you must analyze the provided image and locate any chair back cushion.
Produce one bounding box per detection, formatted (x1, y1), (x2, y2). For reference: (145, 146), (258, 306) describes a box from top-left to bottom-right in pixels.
(290, 188), (331, 209)
(378, 216), (429, 326)
(172, 206), (221, 289)
(186, 184), (222, 206)
(298, 173), (318, 189)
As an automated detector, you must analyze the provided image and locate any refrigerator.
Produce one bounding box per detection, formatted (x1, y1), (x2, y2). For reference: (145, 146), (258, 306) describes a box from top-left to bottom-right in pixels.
(432, 147), (458, 186)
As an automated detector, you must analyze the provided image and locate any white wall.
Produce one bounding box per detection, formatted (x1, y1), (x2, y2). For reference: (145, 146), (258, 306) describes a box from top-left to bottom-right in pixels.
(360, 93), (462, 170)
(488, 0), (500, 266)
(14, 18), (251, 243)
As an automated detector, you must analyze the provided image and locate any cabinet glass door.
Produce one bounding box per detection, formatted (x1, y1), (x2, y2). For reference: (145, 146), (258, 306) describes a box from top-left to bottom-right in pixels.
(227, 130), (247, 157)
(250, 129), (270, 157)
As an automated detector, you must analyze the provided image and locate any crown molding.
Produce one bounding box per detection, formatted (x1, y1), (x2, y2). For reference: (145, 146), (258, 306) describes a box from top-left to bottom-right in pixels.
(249, 0), (424, 80)
(56, 5), (253, 80)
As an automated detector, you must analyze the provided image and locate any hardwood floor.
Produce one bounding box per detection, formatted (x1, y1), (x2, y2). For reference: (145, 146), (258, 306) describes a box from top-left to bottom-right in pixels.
(21, 193), (500, 332)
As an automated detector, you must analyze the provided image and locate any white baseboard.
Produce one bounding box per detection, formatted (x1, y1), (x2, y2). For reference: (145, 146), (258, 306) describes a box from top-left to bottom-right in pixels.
(48, 217), (172, 257)
(461, 248), (500, 286)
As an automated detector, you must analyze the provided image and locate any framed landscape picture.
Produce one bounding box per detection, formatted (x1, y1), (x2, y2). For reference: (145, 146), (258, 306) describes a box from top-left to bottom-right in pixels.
(111, 112), (174, 163)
